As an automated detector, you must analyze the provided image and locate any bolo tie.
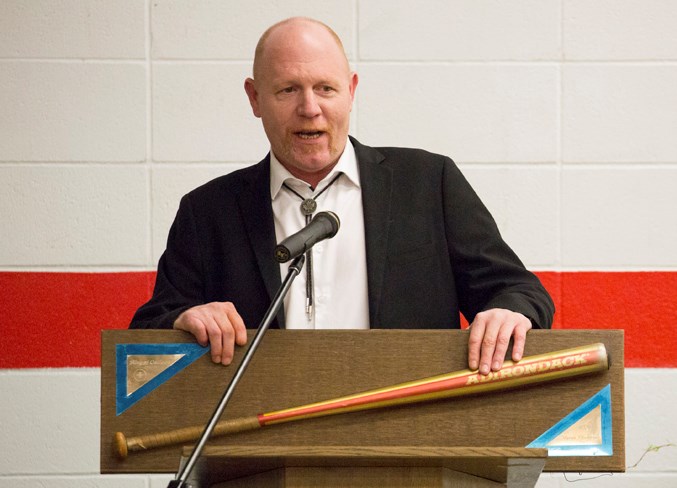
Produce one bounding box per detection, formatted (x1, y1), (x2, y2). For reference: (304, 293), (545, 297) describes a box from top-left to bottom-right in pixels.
(282, 172), (342, 320)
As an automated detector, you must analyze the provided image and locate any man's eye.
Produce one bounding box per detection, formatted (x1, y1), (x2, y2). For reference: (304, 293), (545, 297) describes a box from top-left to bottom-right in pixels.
(279, 87), (295, 94)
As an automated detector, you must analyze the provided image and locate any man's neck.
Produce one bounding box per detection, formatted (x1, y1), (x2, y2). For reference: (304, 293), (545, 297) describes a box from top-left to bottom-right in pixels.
(281, 163), (339, 189)
(269, 138), (358, 197)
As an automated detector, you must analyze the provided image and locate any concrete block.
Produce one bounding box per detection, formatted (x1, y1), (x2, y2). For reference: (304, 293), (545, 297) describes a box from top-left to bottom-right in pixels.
(152, 63), (268, 162)
(0, 165), (148, 266)
(356, 64), (559, 163)
(151, 0), (354, 60)
(561, 167), (677, 267)
(564, 0), (677, 60)
(562, 65), (677, 163)
(0, 62), (146, 162)
(625, 369), (677, 472)
(0, 0), (145, 59)
(541, 473), (677, 487)
(150, 475), (176, 488)
(0, 370), (101, 474)
(534, 474), (561, 488)
(360, 0), (560, 60)
(0, 477), (148, 488)
(461, 165), (558, 267)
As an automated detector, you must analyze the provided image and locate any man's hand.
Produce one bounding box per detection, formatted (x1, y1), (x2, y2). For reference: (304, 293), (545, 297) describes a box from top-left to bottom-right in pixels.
(173, 302), (248, 366)
(468, 308), (532, 375)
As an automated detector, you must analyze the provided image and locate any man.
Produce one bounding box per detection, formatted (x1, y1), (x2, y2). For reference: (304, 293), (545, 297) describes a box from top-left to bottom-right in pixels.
(130, 17), (554, 376)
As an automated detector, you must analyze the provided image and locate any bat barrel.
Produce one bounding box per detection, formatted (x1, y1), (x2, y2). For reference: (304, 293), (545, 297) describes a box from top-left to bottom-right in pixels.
(258, 343), (609, 425)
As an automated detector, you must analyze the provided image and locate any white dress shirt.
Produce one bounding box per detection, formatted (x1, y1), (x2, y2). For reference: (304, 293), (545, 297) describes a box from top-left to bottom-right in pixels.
(270, 140), (370, 330)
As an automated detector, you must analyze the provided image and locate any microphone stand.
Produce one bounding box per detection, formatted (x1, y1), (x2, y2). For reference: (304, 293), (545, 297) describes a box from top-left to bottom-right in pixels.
(167, 254), (305, 488)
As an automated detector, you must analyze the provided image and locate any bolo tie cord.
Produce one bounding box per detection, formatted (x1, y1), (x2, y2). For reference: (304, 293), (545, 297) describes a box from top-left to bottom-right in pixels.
(282, 173), (342, 319)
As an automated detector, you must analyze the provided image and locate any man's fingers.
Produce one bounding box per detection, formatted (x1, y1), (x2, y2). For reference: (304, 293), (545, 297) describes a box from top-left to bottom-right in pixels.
(224, 303), (248, 347)
(467, 320), (485, 371)
(204, 314), (226, 364)
(174, 310), (209, 346)
(479, 323), (501, 375)
(217, 318), (235, 365)
(215, 303), (248, 365)
(469, 311), (502, 375)
(173, 302), (248, 366)
(489, 323), (515, 372)
(468, 309), (533, 375)
(510, 321), (531, 362)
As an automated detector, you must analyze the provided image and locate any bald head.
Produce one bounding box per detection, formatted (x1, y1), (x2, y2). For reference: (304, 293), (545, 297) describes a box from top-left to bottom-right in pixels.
(243, 17), (358, 187)
(252, 17), (350, 81)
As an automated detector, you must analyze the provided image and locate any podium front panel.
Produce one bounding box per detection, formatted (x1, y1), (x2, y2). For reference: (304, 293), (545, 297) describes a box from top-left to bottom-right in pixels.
(101, 329), (624, 473)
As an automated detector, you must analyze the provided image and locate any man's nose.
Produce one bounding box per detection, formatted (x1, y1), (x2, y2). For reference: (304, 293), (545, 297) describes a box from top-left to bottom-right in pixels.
(297, 90), (322, 117)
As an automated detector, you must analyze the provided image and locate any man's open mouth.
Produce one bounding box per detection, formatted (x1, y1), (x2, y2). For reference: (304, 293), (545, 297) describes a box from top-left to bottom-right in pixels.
(295, 131), (324, 139)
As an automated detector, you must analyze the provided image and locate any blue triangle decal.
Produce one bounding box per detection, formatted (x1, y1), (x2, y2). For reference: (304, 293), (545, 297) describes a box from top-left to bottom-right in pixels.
(116, 343), (209, 416)
(527, 384), (613, 456)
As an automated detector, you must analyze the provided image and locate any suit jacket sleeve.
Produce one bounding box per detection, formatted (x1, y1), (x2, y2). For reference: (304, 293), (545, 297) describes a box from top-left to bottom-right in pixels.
(441, 158), (554, 328)
(129, 194), (206, 329)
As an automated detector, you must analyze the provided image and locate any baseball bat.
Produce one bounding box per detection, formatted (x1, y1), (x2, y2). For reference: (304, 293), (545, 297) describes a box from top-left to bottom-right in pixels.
(114, 342), (608, 459)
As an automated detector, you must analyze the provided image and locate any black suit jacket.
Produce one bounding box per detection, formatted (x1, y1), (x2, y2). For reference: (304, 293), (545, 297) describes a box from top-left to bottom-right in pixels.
(130, 137), (554, 330)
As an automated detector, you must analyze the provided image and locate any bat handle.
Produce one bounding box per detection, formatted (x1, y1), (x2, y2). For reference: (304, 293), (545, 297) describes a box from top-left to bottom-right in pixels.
(113, 416), (261, 459)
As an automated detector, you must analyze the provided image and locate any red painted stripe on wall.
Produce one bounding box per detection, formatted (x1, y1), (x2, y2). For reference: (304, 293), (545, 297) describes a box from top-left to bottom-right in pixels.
(0, 272), (155, 368)
(557, 272), (677, 369)
(0, 271), (675, 368)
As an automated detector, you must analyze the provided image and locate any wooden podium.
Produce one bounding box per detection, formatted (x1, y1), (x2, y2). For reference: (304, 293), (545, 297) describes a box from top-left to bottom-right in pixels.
(101, 329), (624, 487)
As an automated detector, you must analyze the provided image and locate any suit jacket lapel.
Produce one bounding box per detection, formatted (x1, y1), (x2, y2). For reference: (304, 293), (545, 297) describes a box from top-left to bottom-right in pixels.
(238, 156), (286, 328)
(352, 137), (392, 328)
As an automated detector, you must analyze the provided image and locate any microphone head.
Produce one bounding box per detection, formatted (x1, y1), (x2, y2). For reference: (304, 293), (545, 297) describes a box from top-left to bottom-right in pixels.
(315, 211), (340, 237)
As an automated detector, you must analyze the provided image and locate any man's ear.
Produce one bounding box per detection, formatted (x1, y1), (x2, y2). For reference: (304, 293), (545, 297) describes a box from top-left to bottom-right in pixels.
(244, 78), (262, 118)
(349, 72), (359, 102)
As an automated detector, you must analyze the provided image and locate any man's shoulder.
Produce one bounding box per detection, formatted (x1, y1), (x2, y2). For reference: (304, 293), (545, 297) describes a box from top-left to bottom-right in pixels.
(185, 158), (268, 201)
(351, 137), (452, 165)
(377, 145), (450, 162)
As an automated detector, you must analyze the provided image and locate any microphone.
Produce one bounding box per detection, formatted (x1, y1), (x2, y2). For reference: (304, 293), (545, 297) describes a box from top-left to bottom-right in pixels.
(274, 211), (340, 263)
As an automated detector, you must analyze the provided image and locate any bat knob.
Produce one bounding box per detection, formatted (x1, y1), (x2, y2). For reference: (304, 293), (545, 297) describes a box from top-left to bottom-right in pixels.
(114, 432), (128, 459)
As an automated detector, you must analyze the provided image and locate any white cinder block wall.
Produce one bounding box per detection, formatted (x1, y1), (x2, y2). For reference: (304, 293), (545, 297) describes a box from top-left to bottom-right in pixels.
(1, 1), (676, 486)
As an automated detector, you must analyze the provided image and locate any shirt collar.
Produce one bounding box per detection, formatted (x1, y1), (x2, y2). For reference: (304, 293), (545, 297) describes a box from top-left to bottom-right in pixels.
(270, 138), (360, 200)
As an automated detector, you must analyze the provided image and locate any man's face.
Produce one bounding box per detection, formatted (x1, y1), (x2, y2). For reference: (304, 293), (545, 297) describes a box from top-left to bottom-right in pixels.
(245, 22), (358, 185)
